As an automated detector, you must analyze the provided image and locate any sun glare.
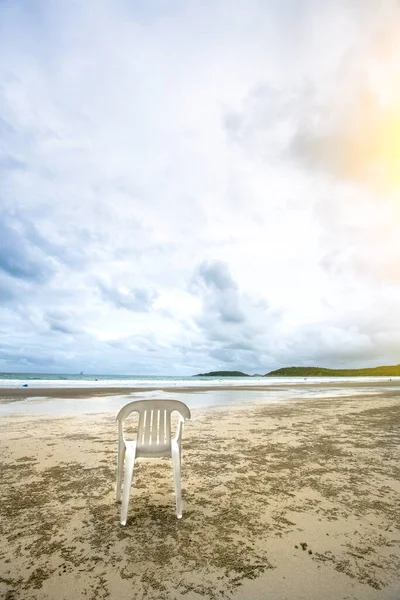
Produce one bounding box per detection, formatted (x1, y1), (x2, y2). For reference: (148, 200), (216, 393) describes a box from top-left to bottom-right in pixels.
(344, 87), (400, 193)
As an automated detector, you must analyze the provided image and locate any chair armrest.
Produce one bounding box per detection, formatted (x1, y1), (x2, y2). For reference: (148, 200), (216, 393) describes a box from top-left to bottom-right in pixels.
(174, 415), (186, 446)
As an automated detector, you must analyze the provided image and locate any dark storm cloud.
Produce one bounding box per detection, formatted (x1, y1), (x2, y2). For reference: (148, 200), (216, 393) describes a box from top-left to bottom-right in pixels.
(193, 261), (245, 325)
(189, 260), (281, 372)
(0, 156), (26, 171)
(0, 273), (17, 303)
(0, 212), (54, 282)
(98, 283), (157, 312)
(197, 260), (238, 292)
(47, 320), (83, 335)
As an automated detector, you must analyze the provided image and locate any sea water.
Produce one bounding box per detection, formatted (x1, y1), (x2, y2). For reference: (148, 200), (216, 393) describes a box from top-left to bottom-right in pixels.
(1, 372), (400, 388)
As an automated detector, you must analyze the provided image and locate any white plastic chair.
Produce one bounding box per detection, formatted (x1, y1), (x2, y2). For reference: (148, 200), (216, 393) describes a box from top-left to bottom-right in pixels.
(116, 399), (191, 526)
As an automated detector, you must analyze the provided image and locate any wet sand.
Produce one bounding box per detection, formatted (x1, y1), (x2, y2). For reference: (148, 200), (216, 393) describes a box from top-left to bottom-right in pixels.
(1, 377), (400, 403)
(1, 388), (399, 600)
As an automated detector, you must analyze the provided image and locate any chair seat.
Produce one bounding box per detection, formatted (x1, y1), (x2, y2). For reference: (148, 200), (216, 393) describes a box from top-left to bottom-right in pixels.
(136, 442), (172, 458)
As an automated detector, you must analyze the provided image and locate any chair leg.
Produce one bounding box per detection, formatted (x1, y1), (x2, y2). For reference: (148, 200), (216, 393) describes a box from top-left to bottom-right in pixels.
(171, 444), (182, 519)
(116, 444), (126, 502)
(120, 450), (136, 526)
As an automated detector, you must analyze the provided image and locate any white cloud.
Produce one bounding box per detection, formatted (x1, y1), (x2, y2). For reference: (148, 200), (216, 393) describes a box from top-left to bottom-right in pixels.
(1, 0), (400, 374)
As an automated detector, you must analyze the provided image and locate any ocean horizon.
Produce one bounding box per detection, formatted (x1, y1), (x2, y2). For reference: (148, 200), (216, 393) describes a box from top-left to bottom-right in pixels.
(1, 371), (400, 389)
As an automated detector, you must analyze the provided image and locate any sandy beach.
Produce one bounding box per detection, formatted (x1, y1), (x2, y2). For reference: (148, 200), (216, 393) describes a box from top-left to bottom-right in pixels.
(1, 385), (399, 600)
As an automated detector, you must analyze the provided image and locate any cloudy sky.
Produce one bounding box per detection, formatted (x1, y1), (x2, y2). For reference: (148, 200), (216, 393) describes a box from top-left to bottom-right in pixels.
(1, 0), (400, 375)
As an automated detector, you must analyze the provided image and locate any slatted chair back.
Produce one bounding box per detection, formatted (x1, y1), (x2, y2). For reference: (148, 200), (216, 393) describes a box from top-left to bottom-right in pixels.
(117, 399), (190, 453)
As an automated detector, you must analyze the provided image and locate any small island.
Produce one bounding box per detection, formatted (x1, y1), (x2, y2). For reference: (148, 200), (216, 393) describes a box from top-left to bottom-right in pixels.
(194, 371), (250, 377)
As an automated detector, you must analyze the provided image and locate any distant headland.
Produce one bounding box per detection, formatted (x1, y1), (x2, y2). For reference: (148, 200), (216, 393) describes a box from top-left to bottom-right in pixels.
(264, 365), (400, 377)
(194, 364), (400, 377)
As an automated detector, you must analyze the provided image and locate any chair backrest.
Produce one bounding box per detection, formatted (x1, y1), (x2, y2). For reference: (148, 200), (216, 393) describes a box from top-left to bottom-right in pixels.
(116, 399), (191, 450)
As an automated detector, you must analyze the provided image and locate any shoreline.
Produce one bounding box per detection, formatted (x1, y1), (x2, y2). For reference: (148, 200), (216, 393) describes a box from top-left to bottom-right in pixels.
(2, 378), (400, 403)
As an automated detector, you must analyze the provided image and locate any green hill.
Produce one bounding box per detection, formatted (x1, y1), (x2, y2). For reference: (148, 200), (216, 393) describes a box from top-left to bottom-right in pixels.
(194, 371), (250, 377)
(264, 365), (400, 377)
